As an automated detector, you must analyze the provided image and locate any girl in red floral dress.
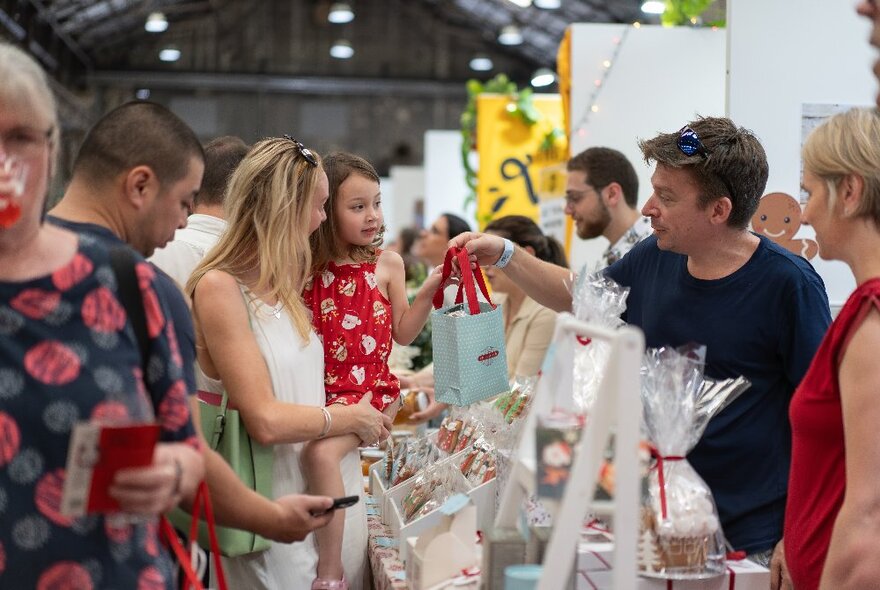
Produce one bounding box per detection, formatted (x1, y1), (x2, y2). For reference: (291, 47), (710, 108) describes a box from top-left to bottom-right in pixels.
(303, 153), (444, 590)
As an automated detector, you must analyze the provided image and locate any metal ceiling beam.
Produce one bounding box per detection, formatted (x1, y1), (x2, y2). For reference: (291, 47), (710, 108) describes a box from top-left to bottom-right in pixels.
(88, 70), (469, 98)
(0, 0), (92, 85)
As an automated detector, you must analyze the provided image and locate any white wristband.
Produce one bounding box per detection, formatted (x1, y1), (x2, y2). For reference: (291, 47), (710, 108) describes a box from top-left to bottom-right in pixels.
(494, 238), (515, 269)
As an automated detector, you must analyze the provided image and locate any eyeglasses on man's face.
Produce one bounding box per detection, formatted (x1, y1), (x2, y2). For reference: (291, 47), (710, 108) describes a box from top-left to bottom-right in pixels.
(0, 126), (53, 159)
(564, 183), (605, 207)
(282, 134), (318, 167)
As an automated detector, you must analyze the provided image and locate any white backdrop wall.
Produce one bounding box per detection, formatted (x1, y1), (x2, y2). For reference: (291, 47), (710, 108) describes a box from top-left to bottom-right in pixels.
(387, 165), (425, 239)
(424, 130), (478, 233)
(727, 0), (874, 307)
(568, 24), (726, 271)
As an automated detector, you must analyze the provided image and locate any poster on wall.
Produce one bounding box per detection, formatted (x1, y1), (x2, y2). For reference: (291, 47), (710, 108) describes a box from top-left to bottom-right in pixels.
(535, 163), (568, 248)
(476, 94), (567, 229)
(800, 103), (859, 202)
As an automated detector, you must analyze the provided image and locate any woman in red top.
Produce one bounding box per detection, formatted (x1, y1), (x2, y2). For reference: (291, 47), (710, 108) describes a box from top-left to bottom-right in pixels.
(776, 107), (880, 589)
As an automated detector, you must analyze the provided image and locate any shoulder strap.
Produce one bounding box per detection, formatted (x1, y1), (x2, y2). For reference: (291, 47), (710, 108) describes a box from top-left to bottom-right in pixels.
(109, 245), (150, 371)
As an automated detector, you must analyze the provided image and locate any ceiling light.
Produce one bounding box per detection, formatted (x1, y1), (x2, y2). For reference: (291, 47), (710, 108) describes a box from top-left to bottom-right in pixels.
(530, 67), (556, 87)
(534, 0), (561, 8)
(498, 25), (523, 46)
(144, 12), (168, 33)
(469, 55), (493, 72)
(159, 46), (180, 62)
(330, 39), (354, 59)
(328, 2), (355, 24)
(135, 88), (151, 100)
(507, 0), (532, 6)
(641, 1), (665, 14)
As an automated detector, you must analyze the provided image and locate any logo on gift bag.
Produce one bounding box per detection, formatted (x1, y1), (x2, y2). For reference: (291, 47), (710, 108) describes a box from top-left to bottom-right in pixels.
(477, 346), (500, 365)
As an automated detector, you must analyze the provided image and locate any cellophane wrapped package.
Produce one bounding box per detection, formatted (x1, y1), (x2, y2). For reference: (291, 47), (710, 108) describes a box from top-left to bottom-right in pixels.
(400, 460), (470, 523)
(570, 272), (629, 413)
(638, 345), (726, 580)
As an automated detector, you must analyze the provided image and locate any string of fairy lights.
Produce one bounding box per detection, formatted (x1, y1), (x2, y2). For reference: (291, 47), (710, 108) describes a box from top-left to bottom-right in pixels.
(572, 23), (633, 138)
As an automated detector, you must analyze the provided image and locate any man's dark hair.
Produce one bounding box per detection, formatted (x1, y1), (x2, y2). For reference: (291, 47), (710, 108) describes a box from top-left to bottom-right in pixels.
(638, 116), (769, 229)
(196, 136), (249, 207)
(442, 213), (471, 240)
(567, 147), (640, 208)
(73, 101), (205, 188)
(485, 215), (568, 268)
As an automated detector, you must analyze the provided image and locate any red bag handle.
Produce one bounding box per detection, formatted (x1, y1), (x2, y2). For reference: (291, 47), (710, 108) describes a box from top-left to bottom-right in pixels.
(431, 247), (495, 314)
(160, 481), (228, 590)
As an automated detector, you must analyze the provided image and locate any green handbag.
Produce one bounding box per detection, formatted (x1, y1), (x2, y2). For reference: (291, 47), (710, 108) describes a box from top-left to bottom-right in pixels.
(110, 247), (272, 557)
(168, 389), (274, 556)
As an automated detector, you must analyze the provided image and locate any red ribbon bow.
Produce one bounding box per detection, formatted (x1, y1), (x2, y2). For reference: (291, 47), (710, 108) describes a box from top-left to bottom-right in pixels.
(649, 446), (685, 520)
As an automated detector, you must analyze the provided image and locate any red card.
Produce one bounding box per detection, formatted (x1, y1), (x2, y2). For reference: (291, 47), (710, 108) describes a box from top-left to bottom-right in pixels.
(61, 422), (161, 516)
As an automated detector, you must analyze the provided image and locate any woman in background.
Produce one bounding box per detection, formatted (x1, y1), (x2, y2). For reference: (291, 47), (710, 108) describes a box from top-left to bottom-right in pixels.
(412, 212), (471, 267)
(484, 215), (568, 378)
(386, 226), (427, 284)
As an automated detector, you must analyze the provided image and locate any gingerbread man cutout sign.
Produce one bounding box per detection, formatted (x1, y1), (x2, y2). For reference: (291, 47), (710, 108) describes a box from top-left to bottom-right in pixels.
(751, 192), (819, 260)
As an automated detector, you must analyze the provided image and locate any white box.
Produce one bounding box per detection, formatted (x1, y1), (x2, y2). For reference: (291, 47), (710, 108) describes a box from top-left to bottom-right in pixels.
(577, 541), (770, 590)
(405, 503), (480, 590)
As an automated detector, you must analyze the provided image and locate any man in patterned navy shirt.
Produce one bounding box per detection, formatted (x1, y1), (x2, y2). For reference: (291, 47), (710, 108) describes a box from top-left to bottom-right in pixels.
(49, 104), (336, 551)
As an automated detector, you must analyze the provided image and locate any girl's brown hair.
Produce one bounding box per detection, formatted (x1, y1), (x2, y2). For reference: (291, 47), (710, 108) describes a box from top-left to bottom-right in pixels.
(310, 152), (383, 273)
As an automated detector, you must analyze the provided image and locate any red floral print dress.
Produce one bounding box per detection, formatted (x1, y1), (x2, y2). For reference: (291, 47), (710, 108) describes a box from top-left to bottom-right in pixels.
(304, 256), (400, 411)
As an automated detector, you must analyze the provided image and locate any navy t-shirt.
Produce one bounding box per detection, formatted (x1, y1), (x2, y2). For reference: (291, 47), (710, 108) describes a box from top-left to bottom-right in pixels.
(48, 218), (197, 396)
(606, 234), (831, 553)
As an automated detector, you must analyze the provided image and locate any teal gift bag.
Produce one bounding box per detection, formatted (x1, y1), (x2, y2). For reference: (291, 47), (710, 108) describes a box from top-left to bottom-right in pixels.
(431, 247), (509, 406)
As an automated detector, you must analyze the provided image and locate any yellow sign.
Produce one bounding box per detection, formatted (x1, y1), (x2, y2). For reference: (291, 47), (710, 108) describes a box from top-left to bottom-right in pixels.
(475, 94), (568, 229)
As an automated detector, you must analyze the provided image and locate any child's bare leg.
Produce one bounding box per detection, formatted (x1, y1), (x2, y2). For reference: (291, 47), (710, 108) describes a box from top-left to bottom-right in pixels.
(302, 432), (361, 580)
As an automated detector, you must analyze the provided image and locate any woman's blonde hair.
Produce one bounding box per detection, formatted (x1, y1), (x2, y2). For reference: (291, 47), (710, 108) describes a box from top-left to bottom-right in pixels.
(187, 138), (323, 341)
(310, 152), (382, 273)
(802, 107), (880, 225)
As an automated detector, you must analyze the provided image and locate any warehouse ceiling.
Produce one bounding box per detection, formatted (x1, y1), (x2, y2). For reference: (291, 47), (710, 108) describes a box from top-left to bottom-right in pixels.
(1, 0), (680, 91)
(0, 0), (726, 190)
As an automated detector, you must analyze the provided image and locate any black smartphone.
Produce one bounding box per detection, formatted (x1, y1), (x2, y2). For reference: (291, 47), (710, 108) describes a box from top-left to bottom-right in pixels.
(313, 495), (360, 516)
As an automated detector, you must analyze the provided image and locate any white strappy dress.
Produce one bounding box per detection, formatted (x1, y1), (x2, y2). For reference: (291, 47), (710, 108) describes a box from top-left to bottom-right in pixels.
(206, 292), (367, 589)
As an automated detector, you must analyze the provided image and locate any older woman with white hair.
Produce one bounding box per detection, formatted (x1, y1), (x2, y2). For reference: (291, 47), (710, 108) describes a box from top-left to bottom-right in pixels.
(0, 42), (203, 588)
(774, 107), (880, 589)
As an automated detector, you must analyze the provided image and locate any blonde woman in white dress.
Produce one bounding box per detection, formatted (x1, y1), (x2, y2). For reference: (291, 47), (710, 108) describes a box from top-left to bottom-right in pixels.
(187, 138), (392, 589)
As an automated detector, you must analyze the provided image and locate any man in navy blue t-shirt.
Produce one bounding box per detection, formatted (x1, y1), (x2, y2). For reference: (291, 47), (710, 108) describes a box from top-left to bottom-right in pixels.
(451, 117), (831, 561)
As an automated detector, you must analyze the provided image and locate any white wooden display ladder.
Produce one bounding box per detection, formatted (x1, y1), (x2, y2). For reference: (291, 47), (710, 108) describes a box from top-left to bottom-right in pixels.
(495, 313), (644, 590)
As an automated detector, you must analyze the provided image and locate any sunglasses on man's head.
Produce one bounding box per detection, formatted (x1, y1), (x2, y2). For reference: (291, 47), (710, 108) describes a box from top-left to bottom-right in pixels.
(677, 126), (710, 158)
(282, 134), (318, 167)
(676, 125), (738, 202)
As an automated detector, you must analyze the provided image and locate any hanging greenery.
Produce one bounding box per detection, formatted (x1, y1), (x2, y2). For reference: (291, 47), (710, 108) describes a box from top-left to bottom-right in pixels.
(661, 0), (725, 27)
(460, 74), (561, 209)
